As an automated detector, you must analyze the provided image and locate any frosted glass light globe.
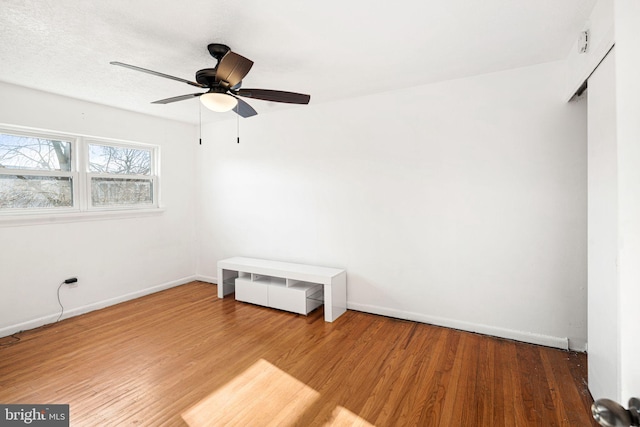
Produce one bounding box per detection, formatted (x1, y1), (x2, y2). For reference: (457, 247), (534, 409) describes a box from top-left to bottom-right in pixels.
(200, 93), (238, 112)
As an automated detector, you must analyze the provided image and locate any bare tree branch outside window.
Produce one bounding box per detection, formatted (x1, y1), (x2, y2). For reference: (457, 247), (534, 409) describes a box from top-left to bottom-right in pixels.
(88, 144), (150, 175)
(88, 144), (153, 206)
(0, 129), (158, 213)
(0, 134), (73, 209)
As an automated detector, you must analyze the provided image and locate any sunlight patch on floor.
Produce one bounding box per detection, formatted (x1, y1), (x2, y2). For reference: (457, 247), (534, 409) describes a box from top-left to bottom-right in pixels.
(325, 406), (376, 427)
(182, 359), (320, 427)
(181, 359), (375, 427)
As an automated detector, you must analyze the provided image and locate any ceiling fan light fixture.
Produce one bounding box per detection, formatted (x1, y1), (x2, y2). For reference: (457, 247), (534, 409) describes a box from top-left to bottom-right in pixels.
(200, 92), (237, 112)
(111, 43), (310, 119)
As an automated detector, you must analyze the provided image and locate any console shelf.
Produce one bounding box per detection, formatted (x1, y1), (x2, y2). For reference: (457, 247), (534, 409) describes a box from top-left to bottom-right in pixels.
(217, 257), (347, 322)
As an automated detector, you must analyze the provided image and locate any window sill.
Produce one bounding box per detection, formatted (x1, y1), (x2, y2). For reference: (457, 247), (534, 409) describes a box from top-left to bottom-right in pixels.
(0, 207), (165, 228)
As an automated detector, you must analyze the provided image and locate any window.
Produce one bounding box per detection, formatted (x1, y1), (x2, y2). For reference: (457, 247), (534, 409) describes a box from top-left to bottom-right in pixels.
(88, 143), (155, 207)
(0, 126), (159, 216)
(0, 132), (75, 210)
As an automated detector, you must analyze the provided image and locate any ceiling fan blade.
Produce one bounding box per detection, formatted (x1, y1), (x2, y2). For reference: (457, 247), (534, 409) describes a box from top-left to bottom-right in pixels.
(232, 97), (258, 118)
(151, 93), (204, 104)
(235, 89), (310, 104)
(216, 52), (253, 88)
(110, 62), (206, 88)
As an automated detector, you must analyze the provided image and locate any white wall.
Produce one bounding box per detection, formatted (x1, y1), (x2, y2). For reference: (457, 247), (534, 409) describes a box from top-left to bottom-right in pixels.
(0, 82), (198, 336)
(197, 60), (588, 350)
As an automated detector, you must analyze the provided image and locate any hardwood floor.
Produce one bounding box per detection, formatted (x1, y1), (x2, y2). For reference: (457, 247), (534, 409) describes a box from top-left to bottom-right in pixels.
(0, 282), (597, 426)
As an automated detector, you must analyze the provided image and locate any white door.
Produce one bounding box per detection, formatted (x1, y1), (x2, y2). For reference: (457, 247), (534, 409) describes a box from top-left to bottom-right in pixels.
(587, 48), (620, 402)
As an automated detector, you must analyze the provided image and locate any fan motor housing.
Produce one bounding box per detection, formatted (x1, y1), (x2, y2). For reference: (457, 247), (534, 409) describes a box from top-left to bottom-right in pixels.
(207, 43), (230, 61)
(195, 68), (219, 87)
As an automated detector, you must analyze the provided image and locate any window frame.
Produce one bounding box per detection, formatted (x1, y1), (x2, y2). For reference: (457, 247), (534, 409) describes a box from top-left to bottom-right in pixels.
(0, 128), (79, 214)
(85, 139), (159, 211)
(0, 124), (161, 224)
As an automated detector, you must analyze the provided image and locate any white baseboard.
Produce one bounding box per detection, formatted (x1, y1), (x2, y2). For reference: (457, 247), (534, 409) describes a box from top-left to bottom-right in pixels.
(347, 302), (572, 351)
(0, 275), (198, 338)
(195, 275), (217, 284)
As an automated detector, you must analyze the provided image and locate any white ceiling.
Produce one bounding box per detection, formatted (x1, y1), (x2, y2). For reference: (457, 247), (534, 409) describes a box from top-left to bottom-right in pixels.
(0, 0), (595, 125)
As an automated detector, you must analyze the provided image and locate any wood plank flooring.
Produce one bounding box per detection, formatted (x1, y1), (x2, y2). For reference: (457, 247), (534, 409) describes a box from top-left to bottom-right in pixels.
(0, 282), (597, 426)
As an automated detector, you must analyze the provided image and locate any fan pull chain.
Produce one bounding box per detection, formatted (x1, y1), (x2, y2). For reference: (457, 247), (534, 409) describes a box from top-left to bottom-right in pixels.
(237, 109), (240, 144)
(199, 102), (202, 145)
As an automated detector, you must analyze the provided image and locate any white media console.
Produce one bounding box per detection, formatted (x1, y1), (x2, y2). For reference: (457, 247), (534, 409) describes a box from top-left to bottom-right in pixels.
(217, 257), (347, 322)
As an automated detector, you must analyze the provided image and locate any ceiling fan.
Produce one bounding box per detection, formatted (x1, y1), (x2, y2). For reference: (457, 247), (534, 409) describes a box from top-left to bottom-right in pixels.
(111, 43), (311, 118)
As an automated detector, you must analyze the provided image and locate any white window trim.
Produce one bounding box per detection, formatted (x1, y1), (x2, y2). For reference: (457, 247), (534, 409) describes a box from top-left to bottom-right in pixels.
(0, 124), (162, 227)
(85, 138), (160, 211)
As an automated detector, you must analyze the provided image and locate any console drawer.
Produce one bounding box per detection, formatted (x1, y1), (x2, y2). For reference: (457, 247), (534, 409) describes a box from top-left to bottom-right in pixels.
(268, 282), (323, 315)
(235, 278), (269, 306)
